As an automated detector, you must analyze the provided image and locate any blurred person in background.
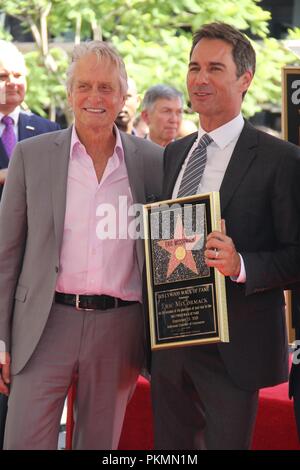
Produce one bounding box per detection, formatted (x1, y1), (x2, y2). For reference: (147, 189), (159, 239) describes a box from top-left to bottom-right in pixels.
(115, 77), (140, 135)
(0, 40), (60, 199)
(133, 113), (148, 138)
(141, 84), (183, 147)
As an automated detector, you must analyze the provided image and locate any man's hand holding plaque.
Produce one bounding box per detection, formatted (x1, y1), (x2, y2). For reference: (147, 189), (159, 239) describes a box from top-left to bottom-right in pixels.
(205, 219), (241, 277)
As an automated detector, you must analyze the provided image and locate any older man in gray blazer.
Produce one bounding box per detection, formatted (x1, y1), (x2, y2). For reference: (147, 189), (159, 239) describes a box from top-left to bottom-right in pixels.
(0, 41), (163, 449)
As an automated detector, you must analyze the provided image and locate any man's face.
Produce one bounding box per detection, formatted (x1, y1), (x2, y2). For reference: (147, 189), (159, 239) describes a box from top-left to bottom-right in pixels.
(143, 97), (183, 146)
(115, 78), (139, 131)
(68, 53), (125, 136)
(187, 38), (252, 130)
(0, 59), (26, 113)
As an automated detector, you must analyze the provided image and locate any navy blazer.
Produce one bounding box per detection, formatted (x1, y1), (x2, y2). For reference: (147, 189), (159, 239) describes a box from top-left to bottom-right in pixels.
(0, 111), (60, 199)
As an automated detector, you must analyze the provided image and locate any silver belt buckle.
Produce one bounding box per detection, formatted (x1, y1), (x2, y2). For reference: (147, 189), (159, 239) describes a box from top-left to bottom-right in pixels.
(75, 294), (95, 311)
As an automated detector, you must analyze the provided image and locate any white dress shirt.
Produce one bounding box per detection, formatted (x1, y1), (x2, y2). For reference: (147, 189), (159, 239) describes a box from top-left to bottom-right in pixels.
(172, 113), (246, 282)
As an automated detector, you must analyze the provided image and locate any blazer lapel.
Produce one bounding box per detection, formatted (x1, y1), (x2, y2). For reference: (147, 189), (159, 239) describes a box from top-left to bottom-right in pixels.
(121, 132), (146, 204)
(220, 121), (258, 213)
(121, 132), (146, 274)
(0, 140), (9, 168)
(50, 127), (72, 254)
(164, 133), (197, 199)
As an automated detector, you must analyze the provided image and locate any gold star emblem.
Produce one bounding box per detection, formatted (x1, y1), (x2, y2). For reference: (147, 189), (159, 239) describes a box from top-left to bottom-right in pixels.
(158, 214), (201, 278)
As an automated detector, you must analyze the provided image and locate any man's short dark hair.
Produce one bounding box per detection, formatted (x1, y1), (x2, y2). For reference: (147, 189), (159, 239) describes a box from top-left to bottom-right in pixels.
(191, 22), (256, 78)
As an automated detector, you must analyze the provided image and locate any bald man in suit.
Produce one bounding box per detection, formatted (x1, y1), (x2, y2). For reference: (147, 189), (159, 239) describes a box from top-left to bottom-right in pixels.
(0, 40), (60, 200)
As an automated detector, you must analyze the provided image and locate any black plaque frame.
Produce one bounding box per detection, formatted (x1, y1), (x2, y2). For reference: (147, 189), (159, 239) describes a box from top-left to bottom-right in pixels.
(143, 192), (229, 350)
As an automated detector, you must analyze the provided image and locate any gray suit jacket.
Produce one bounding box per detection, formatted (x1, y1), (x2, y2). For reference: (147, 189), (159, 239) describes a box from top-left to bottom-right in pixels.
(0, 127), (163, 374)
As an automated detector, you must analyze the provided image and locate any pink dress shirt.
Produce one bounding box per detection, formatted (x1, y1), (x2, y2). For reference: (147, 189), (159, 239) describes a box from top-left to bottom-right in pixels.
(56, 125), (141, 301)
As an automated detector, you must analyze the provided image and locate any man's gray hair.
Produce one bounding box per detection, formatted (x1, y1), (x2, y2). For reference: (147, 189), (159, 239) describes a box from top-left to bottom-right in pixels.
(142, 84), (183, 111)
(0, 40), (27, 74)
(66, 40), (128, 94)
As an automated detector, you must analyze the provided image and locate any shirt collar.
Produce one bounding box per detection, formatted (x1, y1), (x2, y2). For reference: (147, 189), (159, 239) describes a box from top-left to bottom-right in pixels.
(198, 113), (244, 150)
(70, 124), (124, 162)
(0, 106), (20, 125)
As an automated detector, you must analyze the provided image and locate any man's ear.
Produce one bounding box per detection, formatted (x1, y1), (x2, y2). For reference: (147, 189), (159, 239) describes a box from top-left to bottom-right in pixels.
(240, 70), (253, 94)
(67, 92), (73, 108)
(141, 109), (149, 125)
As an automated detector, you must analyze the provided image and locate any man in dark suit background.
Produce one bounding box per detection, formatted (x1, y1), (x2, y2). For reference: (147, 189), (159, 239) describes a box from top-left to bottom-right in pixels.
(0, 40), (60, 199)
(0, 39), (60, 448)
(115, 77), (140, 135)
(151, 22), (300, 450)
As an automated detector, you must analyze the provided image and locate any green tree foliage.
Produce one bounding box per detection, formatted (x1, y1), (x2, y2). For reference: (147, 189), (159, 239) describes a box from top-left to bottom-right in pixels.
(0, 0), (297, 122)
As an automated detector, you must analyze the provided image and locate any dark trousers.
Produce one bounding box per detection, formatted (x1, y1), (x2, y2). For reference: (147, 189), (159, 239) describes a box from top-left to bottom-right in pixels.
(289, 327), (300, 440)
(0, 394), (8, 449)
(151, 345), (259, 450)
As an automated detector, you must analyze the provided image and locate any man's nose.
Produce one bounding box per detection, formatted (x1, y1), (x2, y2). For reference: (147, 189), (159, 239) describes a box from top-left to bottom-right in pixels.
(89, 87), (103, 101)
(5, 73), (19, 84)
(169, 112), (180, 122)
(195, 69), (209, 84)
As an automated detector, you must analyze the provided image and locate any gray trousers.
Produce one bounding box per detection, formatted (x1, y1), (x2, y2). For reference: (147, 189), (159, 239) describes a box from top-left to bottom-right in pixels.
(151, 344), (259, 450)
(4, 301), (144, 450)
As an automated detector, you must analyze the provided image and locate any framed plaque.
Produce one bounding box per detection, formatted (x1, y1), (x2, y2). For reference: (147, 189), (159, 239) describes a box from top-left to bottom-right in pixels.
(282, 67), (300, 145)
(143, 192), (229, 350)
(282, 67), (299, 344)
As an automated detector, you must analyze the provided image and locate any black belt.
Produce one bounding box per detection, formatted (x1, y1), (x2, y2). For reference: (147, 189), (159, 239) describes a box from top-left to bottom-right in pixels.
(55, 292), (138, 311)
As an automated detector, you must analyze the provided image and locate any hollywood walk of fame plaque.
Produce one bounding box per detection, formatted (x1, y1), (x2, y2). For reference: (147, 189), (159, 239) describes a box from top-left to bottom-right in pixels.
(143, 192), (229, 350)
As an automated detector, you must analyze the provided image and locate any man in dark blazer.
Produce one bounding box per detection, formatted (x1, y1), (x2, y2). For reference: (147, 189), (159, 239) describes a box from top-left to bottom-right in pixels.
(0, 112), (60, 196)
(0, 39), (60, 448)
(151, 22), (300, 450)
